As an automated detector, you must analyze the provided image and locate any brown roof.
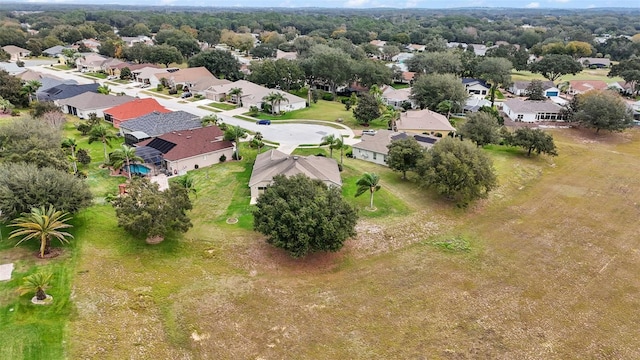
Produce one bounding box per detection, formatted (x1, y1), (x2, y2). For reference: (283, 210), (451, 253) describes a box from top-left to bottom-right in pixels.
(249, 149), (342, 187)
(137, 126), (233, 161)
(114, 63), (160, 71)
(569, 80), (609, 93)
(2, 45), (29, 54)
(352, 130), (402, 154)
(158, 67), (214, 84)
(396, 109), (456, 132)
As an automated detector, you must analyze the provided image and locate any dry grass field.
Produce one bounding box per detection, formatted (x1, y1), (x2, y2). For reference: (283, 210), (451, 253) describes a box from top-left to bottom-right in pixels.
(58, 128), (640, 359)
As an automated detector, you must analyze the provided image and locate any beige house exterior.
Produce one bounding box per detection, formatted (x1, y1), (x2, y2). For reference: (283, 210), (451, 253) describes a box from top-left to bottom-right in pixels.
(249, 149), (342, 204)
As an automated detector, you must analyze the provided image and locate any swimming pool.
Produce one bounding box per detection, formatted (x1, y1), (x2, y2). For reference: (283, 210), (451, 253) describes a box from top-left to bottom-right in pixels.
(126, 164), (151, 175)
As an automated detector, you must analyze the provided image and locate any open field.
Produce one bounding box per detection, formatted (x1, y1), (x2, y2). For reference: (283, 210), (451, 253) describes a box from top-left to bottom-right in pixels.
(2, 111), (640, 359)
(512, 68), (624, 83)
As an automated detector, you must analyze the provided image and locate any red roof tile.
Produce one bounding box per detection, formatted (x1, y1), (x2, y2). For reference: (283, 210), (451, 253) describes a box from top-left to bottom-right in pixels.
(104, 98), (170, 128)
(137, 126), (234, 161)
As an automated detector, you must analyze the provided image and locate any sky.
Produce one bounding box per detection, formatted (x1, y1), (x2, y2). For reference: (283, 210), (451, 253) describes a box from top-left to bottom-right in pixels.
(11, 0), (640, 8)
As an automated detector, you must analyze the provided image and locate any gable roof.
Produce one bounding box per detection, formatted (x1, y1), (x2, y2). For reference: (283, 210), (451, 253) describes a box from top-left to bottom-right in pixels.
(36, 83), (99, 101)
(396, 109), (456, 132)
(249, 149), (342, 187)
(114, 62), (160, 71)
(503, 99), (562, 113)
(383, 87), (412, 102)
(104, 98), (170, 120)
(58, 93), (134, 110)
(352, 129), (402, 155)
(569, 80), (609, 93)
(0, 62), (25, 75)
(136, 126), (233, 161)
(120, 111), (201, 138)
(578, 57), (611, 66)
(276, 49), (297, 60)
(2, 45), (29, 55)
(43, 45), (69, 56)
(38, 77), (77, 91)
(206, 80), (305, 104)
(159, 67), (214, 84)
(462, 78), (490, 88)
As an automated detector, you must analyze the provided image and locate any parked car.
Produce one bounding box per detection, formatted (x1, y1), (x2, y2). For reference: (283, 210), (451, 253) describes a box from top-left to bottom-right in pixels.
(181, 92), (193, 98)
(140, 83), (150, 88)
(256, 120), (271, 125)
(107, 75), (118, 80)
(362, 130), (377, 135)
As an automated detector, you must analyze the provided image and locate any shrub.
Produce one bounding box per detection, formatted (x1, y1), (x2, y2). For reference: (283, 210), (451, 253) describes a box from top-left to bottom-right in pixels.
(322, 92), (335, 101)
(346, 151), (353, 158)
(76, 148), (91, 165)
(156, 84), (164, 91)
(168, 89), (178, 95)
(10, 109), (19, 116)
(219, 154), (227, 162)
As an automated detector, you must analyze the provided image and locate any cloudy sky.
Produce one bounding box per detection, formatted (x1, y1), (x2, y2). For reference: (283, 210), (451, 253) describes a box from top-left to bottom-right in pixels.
(14, 0), (640, 8)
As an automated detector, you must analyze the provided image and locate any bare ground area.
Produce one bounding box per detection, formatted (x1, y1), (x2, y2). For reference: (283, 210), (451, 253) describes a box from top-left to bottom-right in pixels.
(68, 129), (640, 359)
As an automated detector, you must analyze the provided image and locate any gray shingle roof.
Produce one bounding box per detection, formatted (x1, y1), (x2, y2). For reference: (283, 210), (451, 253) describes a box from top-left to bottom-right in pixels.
(36, 84), (99, 101)
(503, 99), (562, 113)
(119, 111), (201, 137)
(352, 129), (401, 154)
(511, 80), (555, 91)
(58, 93), (134, 110)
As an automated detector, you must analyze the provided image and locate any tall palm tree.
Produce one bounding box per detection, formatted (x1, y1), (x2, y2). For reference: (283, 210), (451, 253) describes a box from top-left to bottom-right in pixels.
(61, 138), (78, 174)
(223, 125), (248, 160)
(19, 271), (53, 301)
(333, 137), (346, 166)
(201, 114), (220, 127)
(21, 80), (41, 103)
(88, 124), (116, 163)
(262, 92), (289, 115)
(321, 134), (338, 158)
(110, 144), (143, 179)
(97, 84), (110, 95)
(355, 173), (381, 210)
(9, 206), (74, 258)
(228, 87), (243, 107)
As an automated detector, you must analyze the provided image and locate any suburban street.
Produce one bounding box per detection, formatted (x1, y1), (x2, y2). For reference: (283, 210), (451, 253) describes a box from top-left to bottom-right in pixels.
(28, 64), (357, 153)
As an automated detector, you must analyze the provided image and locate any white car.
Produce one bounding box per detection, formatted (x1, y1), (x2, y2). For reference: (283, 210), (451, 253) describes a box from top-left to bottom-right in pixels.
(362, 130), (377, 135)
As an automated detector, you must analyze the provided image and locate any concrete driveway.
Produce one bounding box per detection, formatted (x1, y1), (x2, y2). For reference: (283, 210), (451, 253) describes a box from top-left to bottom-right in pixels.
(29, 65), (354, 153)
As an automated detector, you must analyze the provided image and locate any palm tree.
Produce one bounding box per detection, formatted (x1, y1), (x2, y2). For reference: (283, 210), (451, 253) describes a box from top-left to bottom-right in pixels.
(110, 144), (143, 179)
(223, 125), (248, 160)
(254, 132), (264, 153)
(262, 92), (289, 115)
(88, 124), (116, 163)
(0, 96), (13, 114)
(61, 138), (78, 174)
(97, 84), (110, 95)
(355, 173), (381, 210)
(175, 173), (197, 198)
(228, 87), (243, 107)
(201, 114), (220, 127)
(333, 137), (346, 166)
(9, 206), (74, 258)
(21, 80), (41, 103)
(321, 134), (338, 158)
(19, 271), (53, 301)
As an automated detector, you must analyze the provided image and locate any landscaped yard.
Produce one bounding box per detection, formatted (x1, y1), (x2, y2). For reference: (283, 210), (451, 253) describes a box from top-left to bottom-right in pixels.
(3, 109), (640, 359)
(511, 68), (623, 83)
(208, 102), (238, 111)
(83, 72), (107, 79)
(252, 100), (390, 130)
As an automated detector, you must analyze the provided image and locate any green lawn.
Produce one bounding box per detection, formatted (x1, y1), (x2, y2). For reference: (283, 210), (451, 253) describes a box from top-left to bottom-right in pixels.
(53, 65), (73, 71)
(253, 100), (390, 130)
(511, 68), (623, 83)
(84, 72), (107, 79)
(208, 102), (238, 111)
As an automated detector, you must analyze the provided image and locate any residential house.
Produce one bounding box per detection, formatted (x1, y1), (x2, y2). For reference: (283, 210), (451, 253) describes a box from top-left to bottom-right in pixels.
(36, 83), (99, 103)
(248, 149), (342, 204)
(407, 44), (426, 52)
(578, 57), (611, 68)
(508, 80), (558, 97)
(369, 40), (387, 49)
(382, 86), (415, 109)
(36, 77), (78, 92)
(0, 62), (26, 75)
(462, 78), (490, 99)
(100, 58), (125, 74)
(136, 126), (234, 175)
(502, 99), (565, 122)
(77, 39), (101, 52)
(205, 80), (306, 112)
(42, 45), (69, 57)
(76, 53), (108, 72)
(446, 42), (488, 56)
(351, 130), (437, 166)
(275, 49), (297, 61)
(567, 80), (609, 95)
(120, 35), (153, 47)
(1, 45), (30, 61)
(393, 71), (415, 84)
(119, 110), (201, 145)
(395, 109), (456, 136)
(109, 62), (160, 78)
(104, 98), (170, 128)
(58, 93), (134, 119)
(464, 97), (492, 112)
(17, 69), (51, 82)
(132, 66), (171, 86)
(155, 67), (230, 94)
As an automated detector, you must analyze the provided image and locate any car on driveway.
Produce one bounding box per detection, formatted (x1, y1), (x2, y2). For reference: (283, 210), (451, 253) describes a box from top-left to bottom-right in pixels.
(362, 129), (377, 135)
(140, 83), (150, 88)
(256, 120), (271, 125)
(181, 92), (193, 98)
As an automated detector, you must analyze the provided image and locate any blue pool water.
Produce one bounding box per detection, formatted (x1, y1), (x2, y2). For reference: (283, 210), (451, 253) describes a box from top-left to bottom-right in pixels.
(126, 164), (151, 175)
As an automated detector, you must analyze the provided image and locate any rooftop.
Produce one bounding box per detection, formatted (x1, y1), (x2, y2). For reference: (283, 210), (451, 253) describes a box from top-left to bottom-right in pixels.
(120, 110), (201, 138)
(503, 99), (563, 113)
(249, 149), (342, 188)
(104, 98), (170, 121)
(395, 109), (456, 132)
(58, 93), (134, 110)
(137, 126), (233, 161)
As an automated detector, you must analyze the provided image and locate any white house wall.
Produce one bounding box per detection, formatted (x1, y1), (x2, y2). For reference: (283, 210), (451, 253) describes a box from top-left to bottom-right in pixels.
(166, 147), (235, 174)
(353, 148), (388, 166)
